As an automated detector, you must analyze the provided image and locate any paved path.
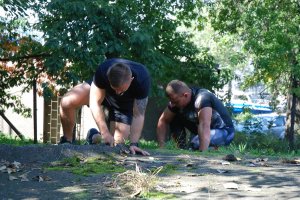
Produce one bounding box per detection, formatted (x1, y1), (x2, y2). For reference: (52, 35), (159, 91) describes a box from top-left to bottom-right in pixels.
(0, 145), (299, 199)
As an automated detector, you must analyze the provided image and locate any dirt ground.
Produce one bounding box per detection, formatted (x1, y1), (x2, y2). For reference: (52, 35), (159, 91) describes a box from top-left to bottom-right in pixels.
(0, 144), (300, 200)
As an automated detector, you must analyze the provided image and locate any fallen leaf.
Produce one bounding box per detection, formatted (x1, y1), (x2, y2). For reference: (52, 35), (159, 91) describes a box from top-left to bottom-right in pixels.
(223, 182), (239, 189)
(221, 161), (231, 165)
(19, 173), (30, 182)
(32, 175), (52, 182)
(0, 165), (6, 171)
(12, 161), (21, 168)
(7, 167), (16, 174)
(148, 157), (155, 161)
(9, 175), (18, 181)
(217, 169), (228, 173)
(42, 175), (52, 181)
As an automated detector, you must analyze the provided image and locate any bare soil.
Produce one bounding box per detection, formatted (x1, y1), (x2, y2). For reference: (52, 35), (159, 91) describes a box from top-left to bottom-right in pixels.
(0, 144), (300, 200)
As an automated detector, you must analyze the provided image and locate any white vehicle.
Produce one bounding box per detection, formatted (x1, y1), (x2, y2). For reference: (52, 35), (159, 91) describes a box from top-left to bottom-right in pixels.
(229, 92), (273, 114)
(234, 113), (286, 139)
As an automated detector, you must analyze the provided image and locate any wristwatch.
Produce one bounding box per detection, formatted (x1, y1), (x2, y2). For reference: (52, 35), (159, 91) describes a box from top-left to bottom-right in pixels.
(129, 142), (139, 147)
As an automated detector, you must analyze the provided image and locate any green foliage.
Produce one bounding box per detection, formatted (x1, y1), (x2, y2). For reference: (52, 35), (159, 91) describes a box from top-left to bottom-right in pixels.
(228, 132), (300, 156)
(208, 0), (300, 97)
(1, 1), (230, 115)
(0, 0), (44, 116)
(164, 139), (179, 150)
(139, 139), (159, 149)
(0, 133), (33, 145)
(234, 110), (254, 123)
(33, 0), (226, 96)
(208, 0), (300, 148)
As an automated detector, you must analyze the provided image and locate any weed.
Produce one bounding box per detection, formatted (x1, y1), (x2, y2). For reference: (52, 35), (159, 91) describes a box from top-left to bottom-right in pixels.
(228, 143), (247, 154)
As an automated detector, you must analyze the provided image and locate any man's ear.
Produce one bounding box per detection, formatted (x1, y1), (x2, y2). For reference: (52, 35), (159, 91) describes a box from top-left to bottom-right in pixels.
(183, 92), (188, 97)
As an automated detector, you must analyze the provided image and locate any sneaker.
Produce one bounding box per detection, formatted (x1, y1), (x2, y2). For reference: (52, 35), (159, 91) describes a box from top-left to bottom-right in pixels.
(86, 128), (101, 145)
(58, 136), (73, 145)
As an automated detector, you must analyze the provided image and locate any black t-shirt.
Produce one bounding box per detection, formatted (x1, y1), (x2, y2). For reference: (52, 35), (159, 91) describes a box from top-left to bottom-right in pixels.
(168, 87), (233, 129)
(93, 58), (150, 109)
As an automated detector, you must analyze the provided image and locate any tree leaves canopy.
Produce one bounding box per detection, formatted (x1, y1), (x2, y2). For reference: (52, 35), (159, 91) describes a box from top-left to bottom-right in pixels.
(1, 0), (232, 114)
(34, 0), (228, 94)
(209, 0), (300, 96)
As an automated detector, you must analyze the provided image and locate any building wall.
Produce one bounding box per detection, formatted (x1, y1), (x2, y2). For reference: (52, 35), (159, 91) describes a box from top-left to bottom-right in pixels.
(0, 91), (44, 141)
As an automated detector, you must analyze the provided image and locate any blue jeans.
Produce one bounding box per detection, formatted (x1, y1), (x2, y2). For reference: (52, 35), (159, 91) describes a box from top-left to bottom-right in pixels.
(190, 128), (235, 150)
(170, 115), (234, 149)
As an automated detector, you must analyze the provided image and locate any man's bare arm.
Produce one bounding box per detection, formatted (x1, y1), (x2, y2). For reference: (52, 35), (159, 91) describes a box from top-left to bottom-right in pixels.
(130, 97), (148, 143)
(198, 107), (212, 151)
(89, 82), (114, 145)
(157, 107), (175, 147)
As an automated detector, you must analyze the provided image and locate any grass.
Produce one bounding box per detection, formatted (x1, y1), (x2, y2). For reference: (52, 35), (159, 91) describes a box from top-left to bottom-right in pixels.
(159, 163), (179, 175)
(1, 131), (300, 158)
(46, 155), (126, 176)
(141, 191), (177, 199)
(0, 133), (34, 145)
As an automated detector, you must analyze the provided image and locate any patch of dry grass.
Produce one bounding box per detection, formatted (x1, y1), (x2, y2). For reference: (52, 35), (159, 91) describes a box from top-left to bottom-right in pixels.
(113, 163), (163, 198)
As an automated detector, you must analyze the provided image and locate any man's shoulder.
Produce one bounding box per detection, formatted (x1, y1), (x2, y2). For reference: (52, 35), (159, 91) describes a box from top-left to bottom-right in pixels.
(192, 87), (212, 96)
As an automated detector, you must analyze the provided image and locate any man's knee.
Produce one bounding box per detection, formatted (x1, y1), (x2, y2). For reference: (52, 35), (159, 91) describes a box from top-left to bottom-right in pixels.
(60, 95), (77, 111)
(60, 89), (89, 110)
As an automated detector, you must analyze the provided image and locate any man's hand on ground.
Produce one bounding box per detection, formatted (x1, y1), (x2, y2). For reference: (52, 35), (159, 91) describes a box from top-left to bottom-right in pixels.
(101, 133), (114, 146)
(114, 143), (130, 154)
(129, 145), (150, 156)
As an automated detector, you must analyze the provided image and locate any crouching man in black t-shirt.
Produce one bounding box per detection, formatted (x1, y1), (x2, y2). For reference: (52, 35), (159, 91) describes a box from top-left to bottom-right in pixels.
(59, 58), (151, 156)
(157, 80), (234, 151)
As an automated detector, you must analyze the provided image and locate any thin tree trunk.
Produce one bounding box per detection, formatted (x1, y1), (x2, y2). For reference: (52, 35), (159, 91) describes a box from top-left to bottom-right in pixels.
(0, 112), (24, 140)
(286, 75), (300, 150)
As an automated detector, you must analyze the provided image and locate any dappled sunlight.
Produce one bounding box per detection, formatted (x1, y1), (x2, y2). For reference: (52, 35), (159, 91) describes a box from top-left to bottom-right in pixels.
(56, 185), (86, 194)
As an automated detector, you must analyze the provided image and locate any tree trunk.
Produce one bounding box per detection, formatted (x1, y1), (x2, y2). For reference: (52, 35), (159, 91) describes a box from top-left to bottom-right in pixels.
(286, 75), (300, 150)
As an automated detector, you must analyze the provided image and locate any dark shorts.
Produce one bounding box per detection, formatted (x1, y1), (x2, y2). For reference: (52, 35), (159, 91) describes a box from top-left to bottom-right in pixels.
(170, 115), (234, 148)
(86, 80), (133, 125)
